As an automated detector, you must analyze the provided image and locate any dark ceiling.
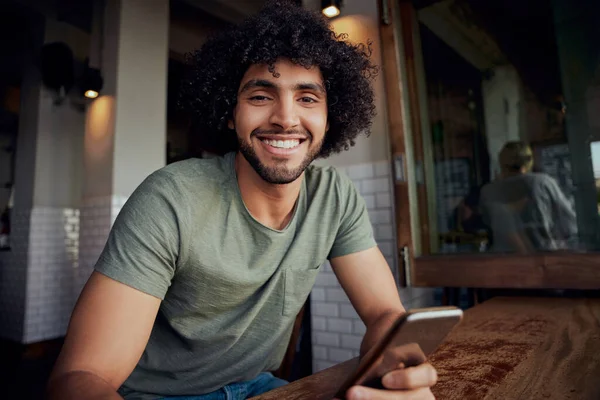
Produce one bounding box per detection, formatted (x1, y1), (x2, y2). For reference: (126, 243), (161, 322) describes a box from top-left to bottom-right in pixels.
(416, 0), (563, 105)
(466, 0), (562, 105)
(0, 3), (36, 87)
(55, 0), (94, 33)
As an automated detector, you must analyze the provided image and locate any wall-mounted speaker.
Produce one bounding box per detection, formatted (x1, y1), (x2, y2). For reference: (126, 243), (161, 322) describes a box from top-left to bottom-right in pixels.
(40, 41), (75, 98)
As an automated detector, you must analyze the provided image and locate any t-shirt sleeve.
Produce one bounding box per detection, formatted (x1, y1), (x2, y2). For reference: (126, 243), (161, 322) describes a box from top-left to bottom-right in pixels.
(543, 176), (577, 239)
(94, 171), (181, 300)
(328, 172), (377, 259)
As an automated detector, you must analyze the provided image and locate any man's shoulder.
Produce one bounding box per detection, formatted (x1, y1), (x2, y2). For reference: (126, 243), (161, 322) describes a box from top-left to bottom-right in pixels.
(305, 163), (352, 192)
(149, 156), (229, 187)
(137, 156), (232, 202)
(160, 156), (230, 180)
(305, 165), (356, 202)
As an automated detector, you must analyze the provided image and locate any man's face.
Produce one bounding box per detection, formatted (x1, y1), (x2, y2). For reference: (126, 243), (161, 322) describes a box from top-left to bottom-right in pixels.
(229, 59), (328, 184)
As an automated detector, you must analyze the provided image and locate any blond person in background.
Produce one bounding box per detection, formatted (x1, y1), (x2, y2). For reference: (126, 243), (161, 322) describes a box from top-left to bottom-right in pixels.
(480, 141), (577, 253)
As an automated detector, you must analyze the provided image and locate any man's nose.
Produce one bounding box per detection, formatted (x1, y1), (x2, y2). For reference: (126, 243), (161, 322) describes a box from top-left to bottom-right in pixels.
(269, 97), (300, 130)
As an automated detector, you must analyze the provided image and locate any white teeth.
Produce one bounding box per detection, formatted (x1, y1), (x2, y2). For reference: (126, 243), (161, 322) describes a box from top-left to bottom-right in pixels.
(262, 139), (300, 149)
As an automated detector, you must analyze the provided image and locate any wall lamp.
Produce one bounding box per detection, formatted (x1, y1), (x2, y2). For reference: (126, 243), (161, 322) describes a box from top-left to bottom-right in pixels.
(81, 60), (104, 99)
(322, 0), (342, 18)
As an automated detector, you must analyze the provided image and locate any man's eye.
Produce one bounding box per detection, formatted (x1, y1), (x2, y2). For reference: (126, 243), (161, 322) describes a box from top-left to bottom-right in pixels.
(249, 95), (270, 101)
(300, 97), (317, 103)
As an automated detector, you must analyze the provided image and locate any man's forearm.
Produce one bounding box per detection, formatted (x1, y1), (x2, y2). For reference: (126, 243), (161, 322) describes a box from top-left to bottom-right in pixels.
(47, 371), (123, 400)
(359, 309), (405, 358)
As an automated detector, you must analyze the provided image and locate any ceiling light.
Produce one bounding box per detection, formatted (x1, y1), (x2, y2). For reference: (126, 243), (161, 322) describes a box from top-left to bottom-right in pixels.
(322, 0), (342, 18)
(81, 61), (104, 100)
(85, 90), (99, 99)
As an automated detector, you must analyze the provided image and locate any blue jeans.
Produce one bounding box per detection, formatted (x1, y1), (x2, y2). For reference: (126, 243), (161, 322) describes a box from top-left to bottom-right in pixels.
(161, 372), (288, 400)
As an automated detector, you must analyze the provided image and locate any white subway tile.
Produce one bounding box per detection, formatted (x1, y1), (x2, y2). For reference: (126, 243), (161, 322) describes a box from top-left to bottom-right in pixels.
(385, 256), (395, 270)
(347, 164), (374, 180)
(374, 161), (390, 177)
(378, 241), (394, 257)
(361, 178), (390, 194)
(341, 334), (363, 351)
(314, 331), (340, 347)
(369, 209), (392, 224)
(353, 320), (367, 335)
(312, 302), (339, 317)
(312, 316), (327, 331)
(313, 345), (328, 361)
(376, 193), (392, 208)
(325, 288), (348, 302)
(314, 272), (340, 287)
(340, 304), (360, 319)
(327, 318), (353, 334)
(311, 287), (326, 302)
(329, 348), (354, 363)
(376, 224), (394, 241)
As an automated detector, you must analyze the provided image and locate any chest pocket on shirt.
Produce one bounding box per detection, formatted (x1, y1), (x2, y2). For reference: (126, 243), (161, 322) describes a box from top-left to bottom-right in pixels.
(283, 268), (319, 316)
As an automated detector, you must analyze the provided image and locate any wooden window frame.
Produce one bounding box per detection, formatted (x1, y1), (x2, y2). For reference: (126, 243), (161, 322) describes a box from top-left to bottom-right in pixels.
(378, 0), (600, 290)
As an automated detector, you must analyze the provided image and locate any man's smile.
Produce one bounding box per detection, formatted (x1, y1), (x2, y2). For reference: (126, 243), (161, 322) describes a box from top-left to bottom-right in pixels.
(257, 137), (307, 156)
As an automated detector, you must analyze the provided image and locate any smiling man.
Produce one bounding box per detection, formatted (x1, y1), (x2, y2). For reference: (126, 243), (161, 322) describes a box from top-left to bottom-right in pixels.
(232, 62), (329, 188)
(48, 1), (438, 400)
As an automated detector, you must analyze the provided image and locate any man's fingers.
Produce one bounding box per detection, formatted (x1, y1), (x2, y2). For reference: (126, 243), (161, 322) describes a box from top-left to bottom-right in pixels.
(346, 386), (435, 400)
(342, 363), (438, 399)
(381, 362), (438, 390)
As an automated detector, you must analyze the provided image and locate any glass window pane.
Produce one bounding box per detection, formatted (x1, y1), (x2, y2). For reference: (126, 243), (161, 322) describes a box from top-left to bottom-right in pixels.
(415, 0), (600, 254)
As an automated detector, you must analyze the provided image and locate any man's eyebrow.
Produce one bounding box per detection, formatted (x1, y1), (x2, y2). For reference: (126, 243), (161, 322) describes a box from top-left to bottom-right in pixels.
(239, 79), (277, 93)
(295, 82), (326, 94)
(239, 79), (326, 95)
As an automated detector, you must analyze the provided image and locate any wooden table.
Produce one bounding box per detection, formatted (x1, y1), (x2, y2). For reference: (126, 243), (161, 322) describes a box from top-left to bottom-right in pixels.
(252, 297), (600, 400)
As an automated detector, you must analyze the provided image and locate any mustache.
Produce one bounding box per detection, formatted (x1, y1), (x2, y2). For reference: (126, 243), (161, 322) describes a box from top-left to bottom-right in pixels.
(251, 128), (312, 139)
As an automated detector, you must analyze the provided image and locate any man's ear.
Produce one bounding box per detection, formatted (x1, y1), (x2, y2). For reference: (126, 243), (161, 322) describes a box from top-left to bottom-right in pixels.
(228, 120), (234, 130)
(326, 121), (330, 132)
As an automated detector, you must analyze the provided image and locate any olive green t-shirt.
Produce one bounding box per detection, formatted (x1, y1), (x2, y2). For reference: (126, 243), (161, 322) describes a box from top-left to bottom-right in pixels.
(95, 152), (376, 399)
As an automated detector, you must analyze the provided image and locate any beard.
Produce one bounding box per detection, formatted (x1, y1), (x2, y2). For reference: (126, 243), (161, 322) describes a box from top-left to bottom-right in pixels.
(238, 130), (323, 184)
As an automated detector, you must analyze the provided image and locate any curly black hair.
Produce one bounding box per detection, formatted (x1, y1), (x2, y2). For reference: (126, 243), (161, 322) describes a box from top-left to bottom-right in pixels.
(179, 0), (378, 158)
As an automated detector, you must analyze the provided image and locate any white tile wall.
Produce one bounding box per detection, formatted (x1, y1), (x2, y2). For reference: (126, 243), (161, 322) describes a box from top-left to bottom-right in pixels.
(23, 207), (80, 343)
(0, 195), (127, 343)
(0, 208), (30, 341)
(311, 160), (437, 372)
(78, 196), (126, 292)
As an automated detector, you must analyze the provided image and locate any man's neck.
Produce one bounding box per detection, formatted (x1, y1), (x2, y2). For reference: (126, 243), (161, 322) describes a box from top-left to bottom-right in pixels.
(235, 153), (304, 230)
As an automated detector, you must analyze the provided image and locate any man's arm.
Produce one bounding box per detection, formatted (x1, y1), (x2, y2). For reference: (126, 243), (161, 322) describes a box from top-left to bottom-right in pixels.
(47, 271), (161, 400)
(330, 246), (405, 356)
(330, 247), (436, 400)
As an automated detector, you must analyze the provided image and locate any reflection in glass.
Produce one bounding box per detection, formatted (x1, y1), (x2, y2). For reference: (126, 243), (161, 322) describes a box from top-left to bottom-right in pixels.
(414, 0), (600, 254)
(479, 141), (577, 253)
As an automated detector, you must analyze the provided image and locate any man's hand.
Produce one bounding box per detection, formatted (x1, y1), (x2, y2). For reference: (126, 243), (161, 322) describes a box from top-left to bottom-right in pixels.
(330, 248), (438, 398)
(345, 362), (437, 399)
(345, 311), (438, 399)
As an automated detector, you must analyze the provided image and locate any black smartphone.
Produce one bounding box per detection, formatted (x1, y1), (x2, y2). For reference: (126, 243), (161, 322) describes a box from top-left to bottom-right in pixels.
(334, 306), (463, 399)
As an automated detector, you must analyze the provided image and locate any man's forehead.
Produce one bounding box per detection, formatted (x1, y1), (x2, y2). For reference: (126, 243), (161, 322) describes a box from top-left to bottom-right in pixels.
(240, 61), (324, 87)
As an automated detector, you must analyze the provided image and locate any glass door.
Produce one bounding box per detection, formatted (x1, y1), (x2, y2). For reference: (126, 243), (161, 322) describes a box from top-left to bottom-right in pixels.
(381, 0), (600, 289)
